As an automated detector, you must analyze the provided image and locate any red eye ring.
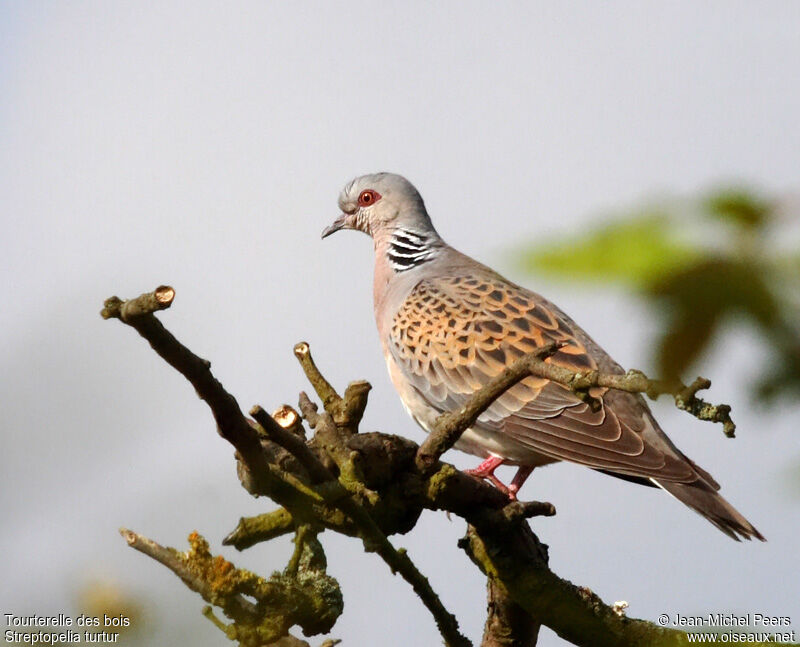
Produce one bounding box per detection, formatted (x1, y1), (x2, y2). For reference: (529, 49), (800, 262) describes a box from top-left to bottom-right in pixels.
(358, 189), (381, 207)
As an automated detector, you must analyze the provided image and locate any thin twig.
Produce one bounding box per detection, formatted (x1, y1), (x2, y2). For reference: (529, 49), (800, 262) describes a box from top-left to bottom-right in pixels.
(286, 524), (313, 577)
(417, 341), (737, 472)
(201, 606), (230, 634)
(294, 342), (342, 410)
(294, 342), (372, 427)
(584, 370), (735, 437)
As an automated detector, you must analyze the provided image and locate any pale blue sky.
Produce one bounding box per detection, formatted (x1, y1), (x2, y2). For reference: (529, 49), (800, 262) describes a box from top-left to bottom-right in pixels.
(1, 3), (798, 645)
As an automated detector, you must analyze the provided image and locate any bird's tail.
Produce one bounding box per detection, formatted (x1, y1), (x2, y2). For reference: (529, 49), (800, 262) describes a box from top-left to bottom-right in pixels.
(652, 478), (765, 542)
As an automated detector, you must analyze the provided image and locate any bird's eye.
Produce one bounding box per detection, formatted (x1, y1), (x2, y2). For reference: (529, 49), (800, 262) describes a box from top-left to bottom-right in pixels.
(358, 189), (381, 207)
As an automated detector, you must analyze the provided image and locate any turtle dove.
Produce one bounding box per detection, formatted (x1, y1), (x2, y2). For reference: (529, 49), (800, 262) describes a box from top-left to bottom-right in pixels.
(322, 172), (764, 541)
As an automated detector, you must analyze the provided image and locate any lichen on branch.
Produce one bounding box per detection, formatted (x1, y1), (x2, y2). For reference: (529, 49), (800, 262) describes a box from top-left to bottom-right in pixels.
(120, 528), (341, 646)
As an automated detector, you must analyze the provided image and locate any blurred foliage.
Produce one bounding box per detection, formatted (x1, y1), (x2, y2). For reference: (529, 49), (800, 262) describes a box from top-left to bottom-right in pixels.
(519, 188), (800, 401)
(522, 215), (701, 287)
(76, 578), (149, 643)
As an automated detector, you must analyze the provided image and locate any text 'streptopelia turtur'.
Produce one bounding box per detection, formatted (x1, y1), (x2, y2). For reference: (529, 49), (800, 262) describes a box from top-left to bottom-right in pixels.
(322, 172), (764, 542)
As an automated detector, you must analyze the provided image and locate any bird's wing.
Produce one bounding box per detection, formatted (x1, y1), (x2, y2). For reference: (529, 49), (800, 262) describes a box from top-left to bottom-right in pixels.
(388, 273), (697, 482)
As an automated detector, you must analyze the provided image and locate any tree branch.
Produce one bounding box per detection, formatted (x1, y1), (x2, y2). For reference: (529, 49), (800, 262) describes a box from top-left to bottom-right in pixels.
(120, 528), (342, 642)
(223, 508), (296, 551)
(461, 525), (692, 647)
(481, 578), (541, 647)
(416, 340), (737, 473)
(294, 341), (372, 428)
(102, 287), (278, 497)
(256, 399), (470, 647)
(104, 285), (755, 647)
(416, 342), (562, 472)
(251, 405), (332, 484)
(120, 528), (256, 625)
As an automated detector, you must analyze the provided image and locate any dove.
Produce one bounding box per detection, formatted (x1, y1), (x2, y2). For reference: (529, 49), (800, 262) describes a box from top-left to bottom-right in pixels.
(322, 172), (764, 541)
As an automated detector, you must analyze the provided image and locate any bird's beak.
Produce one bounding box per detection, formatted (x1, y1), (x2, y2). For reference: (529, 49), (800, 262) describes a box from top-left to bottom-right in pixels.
(321, 213), (349, 239)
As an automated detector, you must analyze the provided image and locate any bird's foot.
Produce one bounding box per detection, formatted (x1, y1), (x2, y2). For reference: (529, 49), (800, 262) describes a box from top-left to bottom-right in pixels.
(465, 458), (535, 502)
(464, 455), (504, 479)
(465, 456), (515, 500)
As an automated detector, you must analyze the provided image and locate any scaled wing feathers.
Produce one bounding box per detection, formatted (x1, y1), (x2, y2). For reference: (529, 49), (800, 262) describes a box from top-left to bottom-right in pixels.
(388, 275), (697, 483)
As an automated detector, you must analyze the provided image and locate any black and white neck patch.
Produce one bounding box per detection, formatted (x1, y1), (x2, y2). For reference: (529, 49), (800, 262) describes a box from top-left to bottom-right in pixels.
(387, 227), (437, 271)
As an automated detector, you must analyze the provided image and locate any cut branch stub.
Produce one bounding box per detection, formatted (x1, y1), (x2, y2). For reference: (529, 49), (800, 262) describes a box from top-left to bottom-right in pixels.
(339, 380), (372, 428)
(223, 509), (295, 551)
(272, 404), (306, 438)
(293, 342), (372, 429)
(250, 405), (333, 485)
(294, 342), (342, 412)
(101, 285), (175, 320)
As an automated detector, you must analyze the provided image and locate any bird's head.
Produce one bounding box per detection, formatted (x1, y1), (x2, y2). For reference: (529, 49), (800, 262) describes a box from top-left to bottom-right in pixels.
(321, 172), (433, 240)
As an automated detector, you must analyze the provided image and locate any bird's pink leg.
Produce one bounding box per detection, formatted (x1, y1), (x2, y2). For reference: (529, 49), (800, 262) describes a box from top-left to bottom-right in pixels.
(465, 456), (514, 498)
(508, 465), (534, 499)
(465, 455), (504, 478)
(465, 458), (535, 501)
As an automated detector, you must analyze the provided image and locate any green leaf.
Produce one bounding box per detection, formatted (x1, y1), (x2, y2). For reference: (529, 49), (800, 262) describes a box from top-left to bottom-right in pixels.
(647, 259), (779, 323)
(655, 307), (720, 382)
(646, 259), (781, 380)
(704, 188), (772, 230)
(517, 215), (700, 288)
